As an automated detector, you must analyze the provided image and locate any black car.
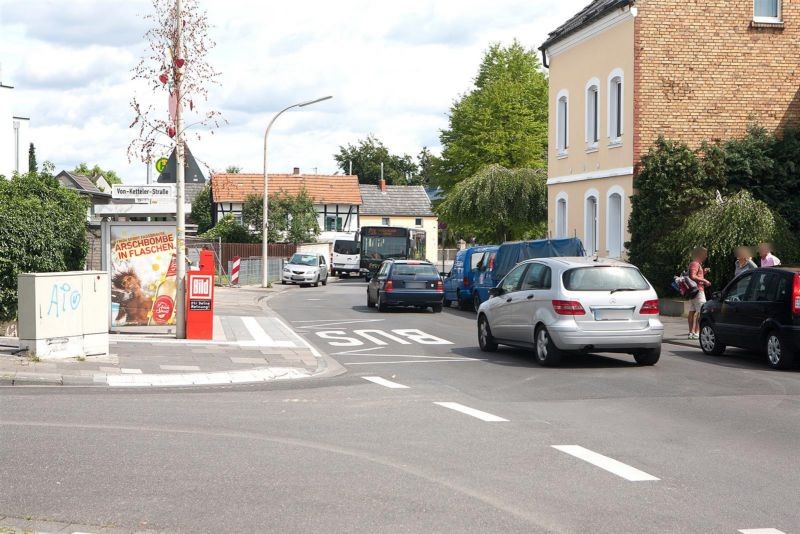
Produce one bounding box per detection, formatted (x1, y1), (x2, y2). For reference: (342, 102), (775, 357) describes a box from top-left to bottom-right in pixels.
(367, 260), (444, 313)
(699, 267), (800, 369)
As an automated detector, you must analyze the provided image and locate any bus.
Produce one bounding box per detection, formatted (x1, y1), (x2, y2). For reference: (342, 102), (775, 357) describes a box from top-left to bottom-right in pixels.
(359, 226), (426, 280)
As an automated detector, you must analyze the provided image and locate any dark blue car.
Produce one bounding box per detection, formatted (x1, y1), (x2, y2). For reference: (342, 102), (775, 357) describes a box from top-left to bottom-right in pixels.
(443, 246), (499, 311)
(367, 260), (444, 313)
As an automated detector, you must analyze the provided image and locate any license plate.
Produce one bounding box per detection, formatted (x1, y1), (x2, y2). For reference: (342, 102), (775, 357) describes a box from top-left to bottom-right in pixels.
(292, 276), (305, 281)
(593, 308), (633, 321)
(405, 282), (426, 289)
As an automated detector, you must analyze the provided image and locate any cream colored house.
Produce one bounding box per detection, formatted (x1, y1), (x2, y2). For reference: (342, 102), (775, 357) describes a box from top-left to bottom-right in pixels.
(540, 1), (635, 258)
(359, 181), (438, 263)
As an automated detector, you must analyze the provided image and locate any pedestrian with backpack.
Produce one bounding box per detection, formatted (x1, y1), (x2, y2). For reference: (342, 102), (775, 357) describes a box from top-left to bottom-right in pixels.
(687, 247), (711, 340)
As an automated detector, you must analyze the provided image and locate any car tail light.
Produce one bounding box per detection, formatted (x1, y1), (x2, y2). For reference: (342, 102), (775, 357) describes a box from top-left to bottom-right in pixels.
(463, 276), (470, 287)
(640, 299), (660, 315)
(435, 280), (444, 292)
(552, 300), (585, 315)
(384, 280), (394, 292)
(793, 273), (800, 315)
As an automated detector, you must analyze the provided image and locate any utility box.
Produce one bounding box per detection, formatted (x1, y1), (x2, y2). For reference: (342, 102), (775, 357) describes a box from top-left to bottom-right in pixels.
(17, 271), (110, 359)
(186, 250), (215, 340)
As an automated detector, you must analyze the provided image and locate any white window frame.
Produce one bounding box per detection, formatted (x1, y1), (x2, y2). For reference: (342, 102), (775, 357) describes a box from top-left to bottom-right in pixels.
(556, 89), (569, 157)
(605, 186), (625, 258)
(585, 78), (600, 151)
(415, 217), (423, 227)
(555, 192), (568, 239)
(584, 188), (600, 255)
(607, 69), (624, 146)
(753, 0), (781, 23)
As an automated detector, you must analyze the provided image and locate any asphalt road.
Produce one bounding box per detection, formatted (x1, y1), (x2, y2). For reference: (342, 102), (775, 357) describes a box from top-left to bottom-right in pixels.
(2, 277), (800, 533)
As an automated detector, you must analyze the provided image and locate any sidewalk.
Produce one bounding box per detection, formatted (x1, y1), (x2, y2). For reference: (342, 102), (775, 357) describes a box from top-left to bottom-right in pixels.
(0, 285), (342, 387)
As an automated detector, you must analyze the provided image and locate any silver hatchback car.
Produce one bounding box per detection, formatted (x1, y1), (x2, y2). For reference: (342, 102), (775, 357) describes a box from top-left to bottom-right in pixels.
(477, 257), (663, 366)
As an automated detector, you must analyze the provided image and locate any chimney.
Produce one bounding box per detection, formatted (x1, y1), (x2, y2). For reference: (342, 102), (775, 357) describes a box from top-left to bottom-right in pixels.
(293, 167), (300, 175)
(379, 178), (387, 192)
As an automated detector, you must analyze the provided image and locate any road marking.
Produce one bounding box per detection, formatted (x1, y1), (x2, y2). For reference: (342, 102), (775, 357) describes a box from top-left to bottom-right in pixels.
(120, 368), (142, 374)
(160, 365), (201, 371)
(552, 445), (659, 482)
(739, 529), (787, 534)
(362, 376), (410, 389)
(332, 346), (383, 355)
(345, 358), (486, 365)
(434, 402), (508, 422)
(273, 317), (322, 358)
(353, 329), (412, 345)
(241, 316), (275, 343)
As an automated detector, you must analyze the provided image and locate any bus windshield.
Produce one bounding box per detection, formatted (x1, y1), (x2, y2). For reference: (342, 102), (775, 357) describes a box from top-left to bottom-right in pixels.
(362, 236), (408, 260)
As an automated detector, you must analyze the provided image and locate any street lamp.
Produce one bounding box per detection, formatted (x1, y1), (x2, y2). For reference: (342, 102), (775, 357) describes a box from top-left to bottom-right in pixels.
(262, 95), (332, 288)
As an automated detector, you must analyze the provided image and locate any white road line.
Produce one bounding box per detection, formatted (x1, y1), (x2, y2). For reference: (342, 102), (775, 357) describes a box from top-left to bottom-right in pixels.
(434, 402), (508, 422)
(552, 445), (659, 482)
(362, 376), (410, 389)
(345, 359), (486, 365)
(332, 346), (383, 355)
(241, 316), (275, 343)
(120, 368), (143, 374)
(739, 529), (787, 534)
(340, 353), (484, 360)
(292, 318), (384, 324)
(273, 317), (322, 358)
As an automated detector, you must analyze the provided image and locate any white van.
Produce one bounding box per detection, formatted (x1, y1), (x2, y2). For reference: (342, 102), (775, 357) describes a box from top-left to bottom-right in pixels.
(332, 239), (361, 277)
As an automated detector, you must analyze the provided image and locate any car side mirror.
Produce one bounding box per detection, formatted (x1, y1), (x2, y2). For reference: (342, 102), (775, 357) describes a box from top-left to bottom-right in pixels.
(489, 287), (502, 298)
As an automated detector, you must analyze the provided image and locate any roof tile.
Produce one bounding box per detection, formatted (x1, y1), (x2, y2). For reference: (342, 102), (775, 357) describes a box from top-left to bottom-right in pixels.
(358, 184), (435, 217)
(211, 174), (362, 205)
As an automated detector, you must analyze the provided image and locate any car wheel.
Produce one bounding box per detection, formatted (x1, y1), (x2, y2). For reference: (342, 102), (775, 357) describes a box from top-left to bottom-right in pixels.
(367, 290), (376, 308)
(313, 276), (319, 287)
(281, 281), (287, 285)
(478, 315), (498, 352)
(377, 293), (388, 312)
(321, 276), (327, 286)
(766, 331), (795, 370)
(534, 326), (562, 366)
(432, 304), (443, 313)
(472, 293), (481, 313)
(633, 346), (661, 366)
(699, 323), (726, 356)
(458, 291), (470, 311)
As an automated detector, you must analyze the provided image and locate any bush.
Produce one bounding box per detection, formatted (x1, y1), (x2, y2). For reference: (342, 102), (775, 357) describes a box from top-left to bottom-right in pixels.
(0, 171), (89, 321)
(200, 215), (253, 243)
(669, 191), (795, 290)
(190, 184), (213, 234)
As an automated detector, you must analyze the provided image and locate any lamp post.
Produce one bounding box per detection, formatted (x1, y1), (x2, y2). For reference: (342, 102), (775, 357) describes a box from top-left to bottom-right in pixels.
(261, 95), (332, 288)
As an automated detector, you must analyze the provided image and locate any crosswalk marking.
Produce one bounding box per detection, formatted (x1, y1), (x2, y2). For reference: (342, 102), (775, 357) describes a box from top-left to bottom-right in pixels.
(739, 529), (787, 534)
(434, 402), (508, 422)
(241, 316), (275, 344)
(552, 445), (659, 482)
(362, 376), (409, 389)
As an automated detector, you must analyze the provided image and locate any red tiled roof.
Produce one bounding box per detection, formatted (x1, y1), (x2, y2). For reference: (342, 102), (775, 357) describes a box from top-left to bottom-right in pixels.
(211, 173), (362, 205)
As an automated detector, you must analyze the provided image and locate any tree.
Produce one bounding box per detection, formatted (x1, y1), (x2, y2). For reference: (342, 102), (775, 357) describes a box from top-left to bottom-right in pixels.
(200, 215), (252, 243)
(0, 167), (88, 321)
(334, 135), (418, 185)
(28, 143), (37, 173)
(670, 191), (798, 289)
(128, 0), (223, 164)
(437, 40), (548, 190)
(243, 189), (321, 244)
(437, 164), (547, 243)
(73, 163), (123, 185)
(190, 184), (213, 234)
(416, 147), (442, 186)
(225, 165), (241, 173)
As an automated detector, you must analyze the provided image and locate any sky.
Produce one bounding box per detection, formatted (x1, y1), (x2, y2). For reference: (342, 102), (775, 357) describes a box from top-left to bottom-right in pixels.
(0, 0), (588, 184)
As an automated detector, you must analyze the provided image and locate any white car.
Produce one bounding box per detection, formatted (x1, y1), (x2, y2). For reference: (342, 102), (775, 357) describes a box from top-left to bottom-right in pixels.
(281, 253), (329, 287)
(331, 239), (361, 277)
(477, 257), (663, 366)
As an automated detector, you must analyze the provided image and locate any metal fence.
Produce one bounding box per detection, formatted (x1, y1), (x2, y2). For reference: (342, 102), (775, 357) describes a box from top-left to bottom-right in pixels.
(227, 256), (285, 286)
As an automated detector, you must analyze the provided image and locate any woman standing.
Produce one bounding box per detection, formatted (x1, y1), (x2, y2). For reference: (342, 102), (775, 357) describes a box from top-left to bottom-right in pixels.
(734, 247), (757, 278)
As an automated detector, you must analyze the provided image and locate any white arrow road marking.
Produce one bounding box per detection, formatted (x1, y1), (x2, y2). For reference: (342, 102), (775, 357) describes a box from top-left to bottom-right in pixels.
(434, 402), (508, 422)
(739, 529), (787, 534)
(552, 445), (659, 482)
(362, 376), (409, 389)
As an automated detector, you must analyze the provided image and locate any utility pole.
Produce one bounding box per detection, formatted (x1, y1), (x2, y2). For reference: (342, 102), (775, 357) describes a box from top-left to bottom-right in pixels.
(174, 0), (187, 339)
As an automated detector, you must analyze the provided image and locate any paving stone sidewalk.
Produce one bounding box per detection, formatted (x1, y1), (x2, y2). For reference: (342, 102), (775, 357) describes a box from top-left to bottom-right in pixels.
(0, 285), (337, 387)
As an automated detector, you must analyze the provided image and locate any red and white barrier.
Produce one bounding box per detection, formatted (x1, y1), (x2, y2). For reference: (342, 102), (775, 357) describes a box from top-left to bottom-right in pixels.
(231, 256), (240, 286)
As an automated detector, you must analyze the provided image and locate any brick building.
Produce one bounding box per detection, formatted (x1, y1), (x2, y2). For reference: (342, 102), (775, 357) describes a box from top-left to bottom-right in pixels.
(540, 0), (800, 258)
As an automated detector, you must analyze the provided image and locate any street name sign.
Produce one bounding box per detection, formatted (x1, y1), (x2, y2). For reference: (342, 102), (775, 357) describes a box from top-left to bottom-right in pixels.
(112, 184), (176, 201)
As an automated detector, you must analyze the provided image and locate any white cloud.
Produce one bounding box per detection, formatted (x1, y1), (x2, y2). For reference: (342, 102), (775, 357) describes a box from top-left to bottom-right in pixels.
(0, 0), (589, 183)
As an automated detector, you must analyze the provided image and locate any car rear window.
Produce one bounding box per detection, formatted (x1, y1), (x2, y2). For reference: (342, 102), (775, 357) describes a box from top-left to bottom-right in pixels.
(562, 266), (650, 291)
(392, 264), (439, 277)
(334, 240), (360, 255)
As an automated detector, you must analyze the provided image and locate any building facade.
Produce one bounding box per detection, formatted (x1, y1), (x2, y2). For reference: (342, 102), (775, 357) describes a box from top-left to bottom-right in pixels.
(359, 181), (439, 263)
(540, 0), (800, 258)
(211, 170), (362, 243)
(0, 82), (31, 178)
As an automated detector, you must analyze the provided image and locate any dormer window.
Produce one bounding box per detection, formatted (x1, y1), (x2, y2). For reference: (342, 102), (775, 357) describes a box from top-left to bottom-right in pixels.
(754, 0), (781, 23)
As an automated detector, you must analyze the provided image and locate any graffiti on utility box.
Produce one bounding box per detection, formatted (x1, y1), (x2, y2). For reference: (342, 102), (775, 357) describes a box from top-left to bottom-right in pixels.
(47, 282), (81, 318)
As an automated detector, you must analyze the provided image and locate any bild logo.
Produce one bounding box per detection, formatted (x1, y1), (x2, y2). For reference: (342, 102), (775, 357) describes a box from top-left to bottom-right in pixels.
(190, 275), (212, 299)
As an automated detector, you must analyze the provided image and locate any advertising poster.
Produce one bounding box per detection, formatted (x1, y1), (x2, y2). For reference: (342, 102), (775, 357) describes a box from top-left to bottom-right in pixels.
(109, 224), (177, 327)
